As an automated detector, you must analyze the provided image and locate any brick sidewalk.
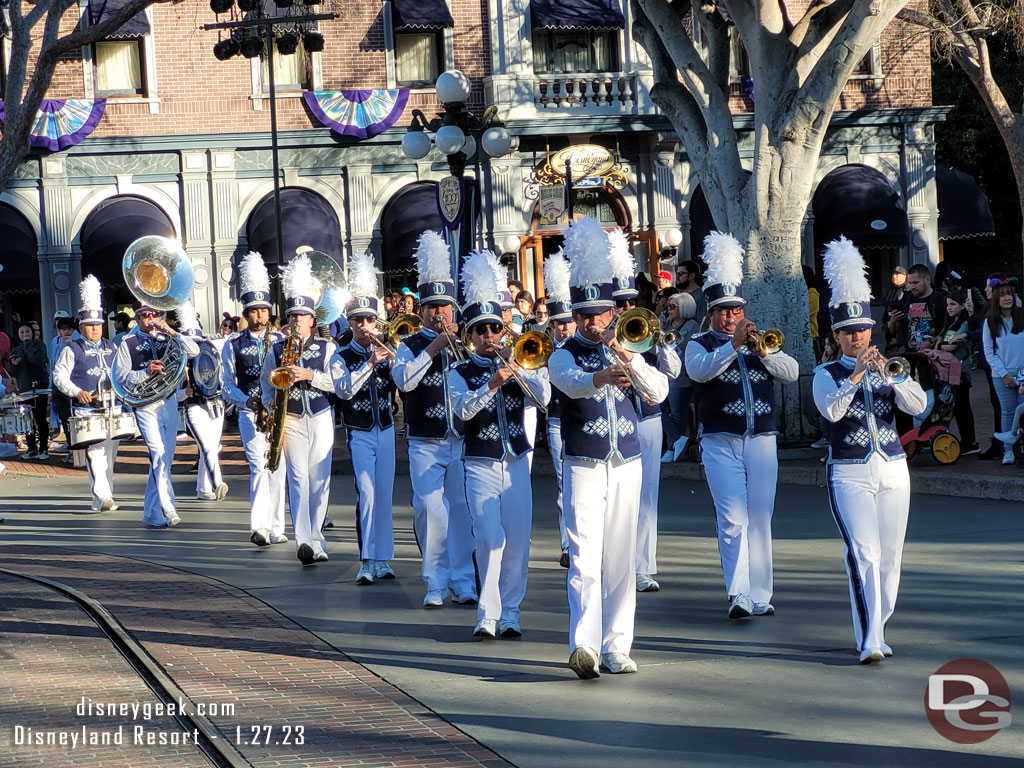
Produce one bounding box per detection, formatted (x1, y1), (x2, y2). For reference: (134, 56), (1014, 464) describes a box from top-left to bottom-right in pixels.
(0, 573), (212, 768)
(0, 547), (507, 768)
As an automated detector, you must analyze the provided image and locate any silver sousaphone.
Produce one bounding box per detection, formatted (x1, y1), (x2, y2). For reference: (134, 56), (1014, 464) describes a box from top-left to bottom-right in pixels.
(111, 236), (195, 407)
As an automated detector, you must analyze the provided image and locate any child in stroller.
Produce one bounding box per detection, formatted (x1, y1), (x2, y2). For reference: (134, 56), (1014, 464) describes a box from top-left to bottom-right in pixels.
(898, 351), (962, 464)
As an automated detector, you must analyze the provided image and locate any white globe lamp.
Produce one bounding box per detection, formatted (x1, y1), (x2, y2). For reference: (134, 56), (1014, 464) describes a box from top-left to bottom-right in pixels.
(434, 125), (466, 155)
(663, 228), (683, 249)
(501, 234), (522, 255)
(460, 135), (477, 158)
(401, 130), (431, 160)
(481, 125), (512, 158)
(435, 70), (472, 104)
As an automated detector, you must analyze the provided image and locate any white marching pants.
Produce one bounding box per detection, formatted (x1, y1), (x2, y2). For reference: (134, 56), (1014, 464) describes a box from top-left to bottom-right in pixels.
(72, 404), (118, 507)
(284, 410), (334, 551)
(563, 456), (642, 654)
(238, 410), (286, 536)
(827, 455), (910, 652)
(701, 433), (777, 605)
(464, 455), (532, 624)
(409, 436), (475, 594)
(185, 401), (224, 494)
(347, 425), (396, 561)
(636, 416), (662, 575)
(546, 420), (567, 550)
(134, 398), (179, 525)
(524, 406), (537, 472)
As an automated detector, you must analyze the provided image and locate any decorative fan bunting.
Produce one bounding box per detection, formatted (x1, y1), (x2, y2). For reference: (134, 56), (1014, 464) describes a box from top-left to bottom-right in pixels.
(302, 89), (409, 140)
(0, 99), (107, 152)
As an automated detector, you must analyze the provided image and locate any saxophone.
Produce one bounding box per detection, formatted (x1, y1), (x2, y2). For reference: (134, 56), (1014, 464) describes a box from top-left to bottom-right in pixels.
(266, 328), (303, 472)
(254, 327), (274, 433)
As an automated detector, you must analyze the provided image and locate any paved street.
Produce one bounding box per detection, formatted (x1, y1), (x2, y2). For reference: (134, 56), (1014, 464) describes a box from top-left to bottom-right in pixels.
(1, 468), (1021, 767)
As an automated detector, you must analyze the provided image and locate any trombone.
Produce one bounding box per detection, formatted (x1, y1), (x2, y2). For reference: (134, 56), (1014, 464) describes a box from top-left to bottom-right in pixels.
(496, 330), (553, 413)
(607, 308), (661, 404)
(367, 313), (423, 359)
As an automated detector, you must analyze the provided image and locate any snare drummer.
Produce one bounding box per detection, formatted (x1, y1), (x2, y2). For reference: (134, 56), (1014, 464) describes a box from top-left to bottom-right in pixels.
(53, 275), (121, 511)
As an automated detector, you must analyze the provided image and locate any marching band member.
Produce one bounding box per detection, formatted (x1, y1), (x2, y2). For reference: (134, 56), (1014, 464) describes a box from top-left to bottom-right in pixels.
(548, 218), (668, 678)
(493, 262), (539, 469)
(221, 252), (288, 546)
(261, 255), (339, 565)
(813, 238), (927, 664)
(331, 252), (397, 585)
(176, 302), (228, 502)
(609, 230), (679, 593)
(53, 275), (120, 511)
(114, 298), (200, 528)
(391, 231), (477, 607)
(449, 250), (550, 639)
(542, 251), (575, 568)
(684, 232), (799, 619)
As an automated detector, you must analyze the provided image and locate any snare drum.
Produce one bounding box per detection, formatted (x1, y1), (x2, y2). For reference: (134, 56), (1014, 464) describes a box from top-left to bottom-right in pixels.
(67, 411), (107, 450)
(0, 405), (31, 436)
(107, 412), (136, 442)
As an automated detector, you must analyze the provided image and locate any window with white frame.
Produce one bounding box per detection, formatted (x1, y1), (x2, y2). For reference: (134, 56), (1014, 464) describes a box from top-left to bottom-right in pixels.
(532, 29), (619, 74)
(262, 39), (308, 91)
(89, 0), (151, 97)
(395, 29), (443, 86)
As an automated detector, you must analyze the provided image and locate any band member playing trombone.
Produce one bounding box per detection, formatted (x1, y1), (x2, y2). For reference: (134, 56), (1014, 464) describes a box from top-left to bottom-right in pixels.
(391, 231), (477, 607)
(449, 250), (550, 640)
(331, 252), (397, 585)
(53, 275), (120, 511)
(813, 238), (927, 664)
(221, 252), (287, 546)
(685, 232), (799, 620)
(261, 255), (339, 566)
(548, 218), (668, 679)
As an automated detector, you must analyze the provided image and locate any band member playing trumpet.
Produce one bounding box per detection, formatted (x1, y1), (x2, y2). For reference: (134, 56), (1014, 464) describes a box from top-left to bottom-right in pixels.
(449, 250), (551, 639)
(53, 275), (120, 511)
(114, 298), (200, 527)
(261, 255), (340, 566)
(221, 252), (288, 546)
(391, 231), (477, 607)
(813, 238), (927, 664)
(331, 252), (397, 585)
(684, 232), (799, 620)
(548, 218), (668, 679)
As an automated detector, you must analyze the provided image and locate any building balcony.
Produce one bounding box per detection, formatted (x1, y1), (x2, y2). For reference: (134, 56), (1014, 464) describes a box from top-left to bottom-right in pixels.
(485, 71), (655, 121)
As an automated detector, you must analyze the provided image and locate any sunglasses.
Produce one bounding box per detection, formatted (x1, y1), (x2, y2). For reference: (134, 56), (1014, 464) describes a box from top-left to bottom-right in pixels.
(718, 307), (744, 317)
(138, 311), (161, 319)
(615, 300), (636, 309)
(474, 322), (503, 335)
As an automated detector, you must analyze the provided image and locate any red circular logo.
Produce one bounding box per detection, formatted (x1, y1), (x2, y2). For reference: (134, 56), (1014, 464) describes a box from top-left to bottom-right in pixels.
(925, 659), (1012, 743)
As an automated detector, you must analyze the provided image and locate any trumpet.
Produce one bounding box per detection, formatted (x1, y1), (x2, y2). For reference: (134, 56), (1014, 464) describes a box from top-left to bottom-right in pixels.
(745, 325), (785, 355)
(866, 351), (909, 384)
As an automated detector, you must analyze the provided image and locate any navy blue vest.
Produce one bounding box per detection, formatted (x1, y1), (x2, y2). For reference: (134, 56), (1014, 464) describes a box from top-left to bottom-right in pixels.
(123, 330), (171, 371)
(69, 339), (114, 393)
(229, 329), (279, 401)
(633, 349), (665, 421)
(691, 331), (778, 437)
(451, 355), (531, 460)
(820, 361), (905, 464)
(558, 334), (642, 462)
(335, 341), (396, 431)
(269, 336), (333, 417)
(401, 330), (464, 439)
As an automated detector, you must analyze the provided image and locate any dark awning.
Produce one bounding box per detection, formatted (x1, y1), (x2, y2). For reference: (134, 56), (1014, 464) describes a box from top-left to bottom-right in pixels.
(812, 164), (908, 250)
(246, 188), (344, 268)
(381, 182), (443, 273)
(530, 0), (625, 30)
(0, 204), (39, 294)
(80, 195), (176, 288)
(89, 0), (151, 39)
(392, 0), (454, 31)
(937, 164), (995, 241)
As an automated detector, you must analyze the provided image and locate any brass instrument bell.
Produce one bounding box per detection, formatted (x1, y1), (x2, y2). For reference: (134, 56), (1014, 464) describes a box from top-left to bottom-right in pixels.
(746, 326), (785, 355)
(614, 307), (659, 354)
(388, 313), (423, 348)
(512, 330), (554, 370)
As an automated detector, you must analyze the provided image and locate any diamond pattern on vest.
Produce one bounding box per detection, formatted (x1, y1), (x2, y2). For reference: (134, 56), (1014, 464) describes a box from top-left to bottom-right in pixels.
(747, 368), (769, 383)
(422, 370), (445, 387)
(240, 343), (259, 356)
(479, 424), (502, 441)
(873, 398), (893, 417)
(244, 365), (261, 379)
(508, 422), (524, 438)
(877, 426), (899, 445)
(752, 398), (772, 416)
(719, 369), (742, 384)
(425, 404), (447, 420)
(582, 417), (611, 437)
(351, 399), (373, 412)
(302, 347), (322, 361)
(847, 399), (866, 419)
(615, 416), (636, 435)
(580, 352), (604, 369)
(722, 399), (746, 416)
(844, 427), (871, 448)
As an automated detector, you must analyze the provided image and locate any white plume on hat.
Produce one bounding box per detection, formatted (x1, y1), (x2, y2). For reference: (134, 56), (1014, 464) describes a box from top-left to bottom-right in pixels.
(462, 249), (501, 307)
(347, 252), (379, 299)
(823, 236), (872, 305)
(238, 251), (270, 294)
(176, 300), (200, 334)
(282, 254), (314, 300)
(79, 274), (102, 312)
(414, 230), (452, 283)
(543, 250), (571, 304)
(564, 217), (612, 287)
(702, 231), (745, 288)
(607, 228), (634, 281)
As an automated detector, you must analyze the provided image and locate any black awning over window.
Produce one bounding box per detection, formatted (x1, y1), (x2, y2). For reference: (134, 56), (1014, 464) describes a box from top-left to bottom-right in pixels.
(0, 204), (39, 294)
(530, 0), (625, 30)
(380, 182), (443, 273)
(937, 164), (995, 241)
(392, 0), (454, 31)
(246, 188), (344, 269)
(80, 195), (176, 288)
(89, 0), (151, 40)
(812, 164), (908, 250)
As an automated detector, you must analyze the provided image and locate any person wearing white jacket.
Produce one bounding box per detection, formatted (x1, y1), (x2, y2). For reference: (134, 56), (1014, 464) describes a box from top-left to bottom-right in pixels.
(981, 280), (1024, 464)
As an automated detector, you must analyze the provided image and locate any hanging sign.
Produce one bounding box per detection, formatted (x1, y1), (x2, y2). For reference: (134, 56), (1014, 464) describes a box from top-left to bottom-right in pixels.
(539, 185), (566, 223)
(549, 144), (617, 181)
(437, 176), (464, 229)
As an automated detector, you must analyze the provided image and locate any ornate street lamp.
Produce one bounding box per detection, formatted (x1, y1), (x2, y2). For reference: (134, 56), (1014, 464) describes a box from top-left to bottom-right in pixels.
(660, 227), (683, 263)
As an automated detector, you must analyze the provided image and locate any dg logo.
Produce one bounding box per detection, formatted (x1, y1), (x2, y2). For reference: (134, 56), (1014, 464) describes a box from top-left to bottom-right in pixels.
(432, 282), (446, 295)
(723, 284), (737, 296)
(481, 302), (493, 316)
(616, 278), (628, 289)
(585, 285), (601, 301)
(358, 297), (370, 308)
(254, 291), (265, 301)
(847, 302), (863, 318)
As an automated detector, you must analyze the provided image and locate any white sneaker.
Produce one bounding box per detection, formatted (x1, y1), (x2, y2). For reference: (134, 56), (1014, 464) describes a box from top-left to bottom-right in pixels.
(473, 619), (497, 639)
(313, 548), (329, 563)
(994, 430), (1019, 445)
(599, 652), (638, 674)
(636, 574), (660, 592)
(859, 647), (885, 664)
(568, 646), (600, 679)
(452, 590), (478, 604)
(373, 560), (396, 579)
(672, 436), (690, 462)
(100, 499), (118, 511)
(423, 590), (446, 607)
(167, 513), (182, 527)
(215, 483), (229, 500)
(880, 643), (894, 657)
(752, 602), (775, 616)
(250, 528), (271, 546)
(196, 491), (217, 500)
(728, 594), (753, 619)
(660, 449), (674, 463)
(1002, 450), (1015, 465)
(356, 561), (375, 584)
(498, 620), (522, 638)
(269, 532), (289, 544)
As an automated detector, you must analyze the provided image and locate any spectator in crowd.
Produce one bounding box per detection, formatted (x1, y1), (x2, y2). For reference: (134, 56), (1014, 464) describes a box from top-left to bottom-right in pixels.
(655, 286), (679, 329)
(9, 322), (49, 459)
(508, 280), (523, 303)
(676, 260), (707, 320)
(974, 273), (1009, 459)
(220, 313), (240, 336)
(112, 312), (133, 347)
(30, 320), (41, 339)
(803, 265), (820, 359)
(882, 266), (908, 355)
(656, 270), (673, 291)
(50, 315), (78, 462)
(931, 289), (978, 455)
(888, 264), (946, 353)
(0, 312), (11, 379)
(525, 297), (549, 333)
(661, 292), (701, 463)
(982, 279), (1024, 465)
(514, 290), (535, 329)
(636, 272), (657, 311)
